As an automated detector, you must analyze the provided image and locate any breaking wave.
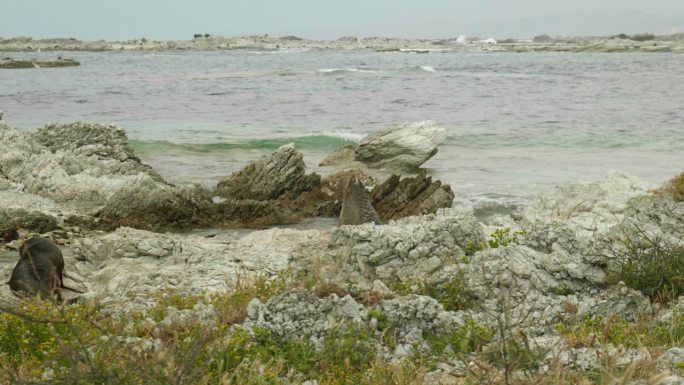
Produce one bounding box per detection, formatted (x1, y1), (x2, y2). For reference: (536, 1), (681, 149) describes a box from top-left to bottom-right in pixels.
(129, 132), (363, 155)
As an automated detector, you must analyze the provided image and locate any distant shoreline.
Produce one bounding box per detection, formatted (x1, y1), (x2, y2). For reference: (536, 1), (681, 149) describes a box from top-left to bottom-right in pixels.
(1, 33), (683, 53)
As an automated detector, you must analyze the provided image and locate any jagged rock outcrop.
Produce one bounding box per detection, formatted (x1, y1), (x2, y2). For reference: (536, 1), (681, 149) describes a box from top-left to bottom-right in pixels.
(331, 210), (485, 284)
(354, 121), (447, 170)
(322, 170), (455, 223)
(213, 143), (335, 226)
(0, 121), (211, 230)
(33, 122), (163, 181)
(216, 143), (319, 201)
(371, 171), (454, 221)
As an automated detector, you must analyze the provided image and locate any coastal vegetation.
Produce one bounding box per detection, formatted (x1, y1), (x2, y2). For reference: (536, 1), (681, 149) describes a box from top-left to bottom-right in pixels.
(1, 278), (682, 384)
(666, 172), (684, 201)
(1, 119), (683, 383)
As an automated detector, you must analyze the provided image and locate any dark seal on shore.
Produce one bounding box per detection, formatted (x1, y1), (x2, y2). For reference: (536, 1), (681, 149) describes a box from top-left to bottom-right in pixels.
(339, 176), (382, 226)
(9, 237), (81, 301)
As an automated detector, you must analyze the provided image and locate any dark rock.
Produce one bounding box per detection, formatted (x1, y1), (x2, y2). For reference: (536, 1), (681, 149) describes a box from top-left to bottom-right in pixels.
(95, 175), (210, 231)
(213, 144), (338, 226)
(216, 143), (316, 201)
(0, 209), (59, 235)
(533, 34), (553, 43)
(371, 170), (454, 221)
(210, 199), (300, 228)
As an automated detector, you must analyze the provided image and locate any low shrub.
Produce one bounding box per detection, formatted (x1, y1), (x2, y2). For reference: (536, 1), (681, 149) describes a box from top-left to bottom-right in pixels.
(666, 171), (684, 201)
(606, 229), (684, 301)
(423, 318), (494, 355)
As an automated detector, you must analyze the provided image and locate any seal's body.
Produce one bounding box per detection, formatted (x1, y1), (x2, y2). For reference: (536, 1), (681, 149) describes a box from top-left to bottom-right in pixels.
(339, 176), (382, 226)
(9, 237), (79, 301)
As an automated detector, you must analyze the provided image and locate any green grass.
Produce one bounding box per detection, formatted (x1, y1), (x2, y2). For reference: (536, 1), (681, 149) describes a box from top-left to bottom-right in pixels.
(556, 312), (684, 350)
(388, 275), (476, 312)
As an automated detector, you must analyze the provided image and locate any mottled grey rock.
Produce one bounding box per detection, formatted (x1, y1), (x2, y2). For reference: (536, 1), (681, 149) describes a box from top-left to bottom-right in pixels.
(71, 226), (323, 299)
(355, 121), (447, 170)
(33, 122), (161, 180)
(380, 294), (467, 340)
(0, 121), (210, 230)
(332, 209), (485, 283)
(617, 193), (684, 246)
(658, 347), (684, 373)
(517, 171), (653, 236)
(558, 345), (649, 371)
(245, 290), (368, 340)
(464, 246), (650, 327)
(659, 296), (684, 324)
(576, 282), (651, 321)
(660, 376), (684, 385)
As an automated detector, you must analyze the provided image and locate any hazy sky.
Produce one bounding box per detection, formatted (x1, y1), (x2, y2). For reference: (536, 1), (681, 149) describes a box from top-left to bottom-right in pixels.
(3, 0), (684, 40)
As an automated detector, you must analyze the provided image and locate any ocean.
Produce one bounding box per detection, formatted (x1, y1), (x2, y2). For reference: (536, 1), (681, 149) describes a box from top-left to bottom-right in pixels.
(1, 49), (683, 212)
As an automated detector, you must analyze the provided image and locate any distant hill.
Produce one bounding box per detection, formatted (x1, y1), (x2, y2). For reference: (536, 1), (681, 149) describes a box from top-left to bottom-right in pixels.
(471, 9), (684, 39)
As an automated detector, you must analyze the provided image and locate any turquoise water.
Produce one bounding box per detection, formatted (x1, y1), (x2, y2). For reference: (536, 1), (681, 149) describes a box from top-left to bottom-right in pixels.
(1, 49), (683, 208)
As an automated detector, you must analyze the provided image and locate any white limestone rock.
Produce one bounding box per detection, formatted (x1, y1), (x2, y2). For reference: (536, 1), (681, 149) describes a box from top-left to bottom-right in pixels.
(331, 209), (485, 284)
(517, 171), (654, 236)
(245, 290), (368, 340)
(355, 121), (447, 170)
(71, 227), (327, 299)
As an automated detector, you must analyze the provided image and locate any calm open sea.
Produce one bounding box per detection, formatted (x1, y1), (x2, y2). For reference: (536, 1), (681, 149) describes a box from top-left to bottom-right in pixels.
(1, 49), (683, 210)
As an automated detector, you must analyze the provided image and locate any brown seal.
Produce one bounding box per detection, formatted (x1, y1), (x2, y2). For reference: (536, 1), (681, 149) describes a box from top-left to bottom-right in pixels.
(9, 237), (82, 301)
(339, 176), (382, 226)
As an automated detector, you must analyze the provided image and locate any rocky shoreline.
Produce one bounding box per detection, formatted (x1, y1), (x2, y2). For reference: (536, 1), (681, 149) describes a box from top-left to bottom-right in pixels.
(0, 114), (683, 383)
(0, 57), (79, 69)
(1, 33), (684, 53)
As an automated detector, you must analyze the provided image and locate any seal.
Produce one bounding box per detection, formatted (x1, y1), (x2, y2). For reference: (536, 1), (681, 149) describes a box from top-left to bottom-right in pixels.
(339, 176), (382, 226)
(9, 237), (82, 301)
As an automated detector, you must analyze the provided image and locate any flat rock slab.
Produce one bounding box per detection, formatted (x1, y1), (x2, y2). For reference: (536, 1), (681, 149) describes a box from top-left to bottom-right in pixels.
(0, 58), (80, 69)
